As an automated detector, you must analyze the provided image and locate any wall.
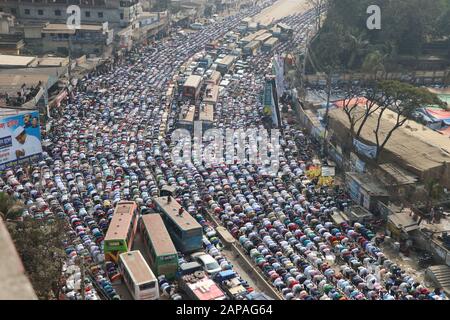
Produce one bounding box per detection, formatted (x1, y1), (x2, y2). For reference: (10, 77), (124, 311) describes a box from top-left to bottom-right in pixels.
(413, 231), (450, 267)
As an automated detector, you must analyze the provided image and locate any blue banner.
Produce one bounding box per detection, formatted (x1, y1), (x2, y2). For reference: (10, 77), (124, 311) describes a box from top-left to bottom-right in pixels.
(0, 111), (42, 171)
(353, 138), (377, 159)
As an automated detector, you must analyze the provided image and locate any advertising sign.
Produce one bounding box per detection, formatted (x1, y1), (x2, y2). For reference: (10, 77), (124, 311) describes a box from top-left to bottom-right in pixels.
(0, 111), (43, 170)
(321, 166), (336, 177)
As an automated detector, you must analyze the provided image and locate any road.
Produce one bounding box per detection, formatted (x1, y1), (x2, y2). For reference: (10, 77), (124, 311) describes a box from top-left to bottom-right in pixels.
(253, 0), (311, 25)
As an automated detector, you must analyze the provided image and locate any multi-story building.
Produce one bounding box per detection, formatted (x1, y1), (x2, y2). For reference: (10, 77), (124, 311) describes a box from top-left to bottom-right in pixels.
(0, 0), (142, 30)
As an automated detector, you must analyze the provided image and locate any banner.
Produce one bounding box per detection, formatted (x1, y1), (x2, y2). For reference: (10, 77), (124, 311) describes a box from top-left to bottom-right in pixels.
(321, 166), (336, 177)
(263, 80), (280, 127)
(0, 111), (43, 171)
(353, 138), (377, 159)
(272, 54), (285, 98)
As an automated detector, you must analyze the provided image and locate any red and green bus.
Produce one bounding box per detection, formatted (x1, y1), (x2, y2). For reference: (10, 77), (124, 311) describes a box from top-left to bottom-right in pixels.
(104, 201), (139, 262)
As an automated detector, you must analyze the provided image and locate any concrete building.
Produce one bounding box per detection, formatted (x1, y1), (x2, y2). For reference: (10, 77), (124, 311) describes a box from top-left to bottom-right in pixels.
(0, 0), (142, 30)
(40, 22), (114, 57)
(328, 107), (450, 188)
(0, 217), (37, 300)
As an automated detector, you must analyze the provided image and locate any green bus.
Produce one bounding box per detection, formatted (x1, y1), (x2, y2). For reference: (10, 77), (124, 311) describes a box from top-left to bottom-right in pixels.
(140, 214), (179, 280)
(104, 201), (139, 262)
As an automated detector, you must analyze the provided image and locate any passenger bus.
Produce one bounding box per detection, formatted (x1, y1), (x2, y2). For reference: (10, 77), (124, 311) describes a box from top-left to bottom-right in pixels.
(140, 214), (179, 280)
(118, 251), (159, 300)
(104, 201), (139, 262)
(183, 75), (203, 102)
(153, 196), (203, 253)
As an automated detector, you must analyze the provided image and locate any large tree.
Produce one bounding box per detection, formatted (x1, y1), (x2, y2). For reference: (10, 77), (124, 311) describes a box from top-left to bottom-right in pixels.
(371, 81), (445, 160)
(0, 192), (23, 221)
(310, 0), (448, 71)
(7, 217), (67, 300)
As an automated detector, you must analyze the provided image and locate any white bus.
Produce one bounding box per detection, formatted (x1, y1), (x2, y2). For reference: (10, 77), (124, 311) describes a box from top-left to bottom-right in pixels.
(118, 251), (159, 300)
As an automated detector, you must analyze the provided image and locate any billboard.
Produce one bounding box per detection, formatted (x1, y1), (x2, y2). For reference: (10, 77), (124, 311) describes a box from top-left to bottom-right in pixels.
(262, 79), (281, 128)
(0, 111), (43, 171)
(272, 54), (285, 98)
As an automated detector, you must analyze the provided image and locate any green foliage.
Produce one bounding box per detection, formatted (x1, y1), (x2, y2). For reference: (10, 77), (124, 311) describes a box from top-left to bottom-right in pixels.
(0, 192), (23, 221)
(310, 0), (450, 71)
(371, 80), (444, 159)
(7, 218), (67, 300)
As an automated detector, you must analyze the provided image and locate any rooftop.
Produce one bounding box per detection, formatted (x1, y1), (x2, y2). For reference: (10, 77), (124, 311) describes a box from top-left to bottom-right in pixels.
(154, 196), (202, 232)
(264, 37), (279, 46)
(203, 85), (219, 104)
(0, 74), (49, 95)
(199, 103), (214, 122)
(346, 172), (390, 197)
(140, 214), (177, 256)
(0, 54), (35, 68)
(42, 23), (104, 34)
(329, 108), (450, 172)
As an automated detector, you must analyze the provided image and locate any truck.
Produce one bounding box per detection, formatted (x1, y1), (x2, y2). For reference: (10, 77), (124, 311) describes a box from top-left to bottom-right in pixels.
(178, 262), (227, 301)
(215, 270), (249, 300)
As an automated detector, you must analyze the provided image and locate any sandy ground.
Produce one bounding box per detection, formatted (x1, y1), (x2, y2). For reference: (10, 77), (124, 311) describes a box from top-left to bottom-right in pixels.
(253, 0), (311, 25)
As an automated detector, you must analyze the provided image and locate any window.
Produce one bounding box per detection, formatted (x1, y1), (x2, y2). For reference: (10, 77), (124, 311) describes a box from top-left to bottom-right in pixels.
(38, 9), (44, 15)
(24, 9), (30, 15)
(139, 281), (156, 291)
(55, 9), (61, 16)
(85, 11), (90, 17)
(98, 12), (103, 18)
(120, 13), (124, 20)
(11, 8), (16, 15)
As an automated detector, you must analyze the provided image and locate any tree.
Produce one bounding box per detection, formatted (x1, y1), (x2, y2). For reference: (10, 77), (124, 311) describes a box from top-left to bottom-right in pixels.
(346, 30), (369, 70)
(425, 179), (445, 212)
(310, 0), (448, 71)
(361, 50), (387, 77)
(340, 82), (381, 142)
(204, 4), (214, 18)
(7, 217), (67, 300)
(0, 192), (23, 221)
(307, 0), (328, 31)
(371, 81), (445, 160)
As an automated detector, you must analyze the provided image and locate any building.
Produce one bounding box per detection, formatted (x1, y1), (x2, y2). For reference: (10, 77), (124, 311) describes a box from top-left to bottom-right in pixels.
(134, 11), (169, 42)
(346, 172), (390, 213)
(0, 217), (37, 300)
(37, 22), (114, 57)
(0, 34), (24, 55)
(0, 53), (35, 68)
(0, 54), (69, 118)
(328, 107), (450, 188)
(0, 0), (142, 30)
